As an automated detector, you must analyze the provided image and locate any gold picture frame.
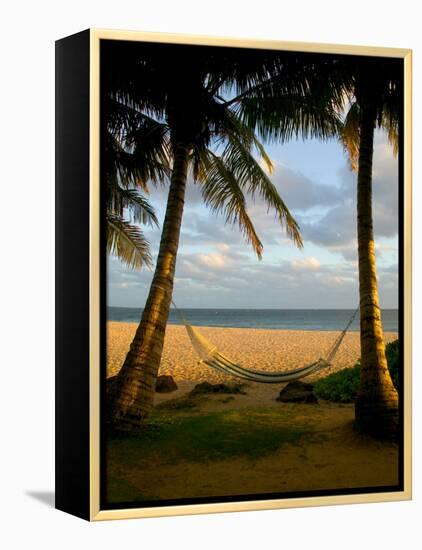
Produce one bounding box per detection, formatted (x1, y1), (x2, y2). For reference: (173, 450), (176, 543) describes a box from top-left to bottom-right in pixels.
(55, 28), (412, 521)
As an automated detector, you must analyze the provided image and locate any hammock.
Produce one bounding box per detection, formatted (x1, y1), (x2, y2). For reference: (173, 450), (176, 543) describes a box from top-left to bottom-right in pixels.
(173, 304), (359, 384)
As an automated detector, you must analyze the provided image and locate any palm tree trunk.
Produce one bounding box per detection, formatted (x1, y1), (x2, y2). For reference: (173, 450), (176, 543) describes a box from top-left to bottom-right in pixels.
(354, 102), (398, 438)
(108, 142), (190, 430)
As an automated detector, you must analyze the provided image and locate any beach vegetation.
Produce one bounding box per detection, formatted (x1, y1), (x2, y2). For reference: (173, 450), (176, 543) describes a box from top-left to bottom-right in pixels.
(314, 339), (400, 403)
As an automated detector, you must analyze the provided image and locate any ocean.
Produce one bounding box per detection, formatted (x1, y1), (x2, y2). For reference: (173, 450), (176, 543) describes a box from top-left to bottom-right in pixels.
(107, 307), (399, 332)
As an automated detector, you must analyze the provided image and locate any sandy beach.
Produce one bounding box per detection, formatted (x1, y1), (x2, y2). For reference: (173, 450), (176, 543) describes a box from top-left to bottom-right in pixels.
(106, 322), (400, 503)
(107, 321), (398, 388)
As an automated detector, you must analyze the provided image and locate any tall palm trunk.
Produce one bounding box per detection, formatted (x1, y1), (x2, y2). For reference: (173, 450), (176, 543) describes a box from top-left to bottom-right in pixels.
(354, 101), (398, 438)
(108, 142), (190, 430)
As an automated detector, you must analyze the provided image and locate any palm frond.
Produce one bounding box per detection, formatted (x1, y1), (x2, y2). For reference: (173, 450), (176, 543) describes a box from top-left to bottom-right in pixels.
(210, 113), (302, 248)
(107, 184), (159, 227)
(380, 109), (399, 156)
(198, 151), (264, 258)
(107, 215), (153, 269)
(125, 116), (171, 186)
(237, 94), (343, 143)
(226, 54), (351, 108)
(352, 57), (401, 159)
(340, 101), (360, 171)
(218, 108), (274, 173)
(105, 102), (171, 189)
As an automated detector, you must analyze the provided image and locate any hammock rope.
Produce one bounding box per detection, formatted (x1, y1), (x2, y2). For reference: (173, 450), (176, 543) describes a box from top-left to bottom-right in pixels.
(172, 301), (359, 384)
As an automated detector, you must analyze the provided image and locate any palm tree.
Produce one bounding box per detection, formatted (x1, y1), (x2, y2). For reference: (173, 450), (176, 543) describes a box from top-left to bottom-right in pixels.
(341, 57), (402, 437)
(241, 54), (401, 438)
(103, 42), (343, 430)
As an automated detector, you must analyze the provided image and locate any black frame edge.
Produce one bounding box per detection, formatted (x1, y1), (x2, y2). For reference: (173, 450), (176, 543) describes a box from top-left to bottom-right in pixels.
(55, 29), (91, 521)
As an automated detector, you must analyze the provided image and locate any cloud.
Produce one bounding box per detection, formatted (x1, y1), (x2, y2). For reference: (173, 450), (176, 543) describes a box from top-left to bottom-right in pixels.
(299, 132), (398, 259)
(108, 131), (399, 309)
(216, 243), (230, 253)
(267, 162), (343, 211)
(146, 173), (205, 207)
(145, 157), (352, 253)
(197, 253), (227, 269)
(180, 214), (251, 248)
(108, 241), (398, 309)
(292, 256), (321, 270)
(172, 249), (361, 308)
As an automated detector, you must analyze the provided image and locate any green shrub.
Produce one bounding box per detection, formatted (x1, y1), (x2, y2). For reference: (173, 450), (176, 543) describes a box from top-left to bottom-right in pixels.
(314, 339), (399, 403)
(385, 339), (400, 389)
(314, 365), (360, 402)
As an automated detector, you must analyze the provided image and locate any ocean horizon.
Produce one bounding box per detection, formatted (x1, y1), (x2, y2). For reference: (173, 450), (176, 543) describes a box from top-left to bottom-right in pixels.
(107, 307), (399, 332)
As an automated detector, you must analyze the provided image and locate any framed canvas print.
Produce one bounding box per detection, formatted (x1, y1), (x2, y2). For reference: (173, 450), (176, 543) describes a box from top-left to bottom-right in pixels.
(55, 29), (412, 521)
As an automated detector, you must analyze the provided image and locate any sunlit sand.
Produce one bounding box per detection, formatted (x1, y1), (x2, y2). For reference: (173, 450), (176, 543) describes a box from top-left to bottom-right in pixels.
(107, 322), (398, 387)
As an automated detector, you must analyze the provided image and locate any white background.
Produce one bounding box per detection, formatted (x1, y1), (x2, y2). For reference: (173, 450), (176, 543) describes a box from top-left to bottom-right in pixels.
(0, 1), (420, 548)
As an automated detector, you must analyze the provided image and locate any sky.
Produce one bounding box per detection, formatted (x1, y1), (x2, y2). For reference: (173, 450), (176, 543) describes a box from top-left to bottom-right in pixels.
(107, 130), (399, 309)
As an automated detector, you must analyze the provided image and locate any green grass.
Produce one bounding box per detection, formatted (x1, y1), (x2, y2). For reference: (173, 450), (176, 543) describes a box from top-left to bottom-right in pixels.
(314, 339), (400, 403)
(108, 408), (311, 465)
(155, 395), (199, 412)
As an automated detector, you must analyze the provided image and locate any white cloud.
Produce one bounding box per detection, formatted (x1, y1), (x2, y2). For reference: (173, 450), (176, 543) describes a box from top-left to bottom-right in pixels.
(197, 253), (227, 269)
(292, 256), (321, 270)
